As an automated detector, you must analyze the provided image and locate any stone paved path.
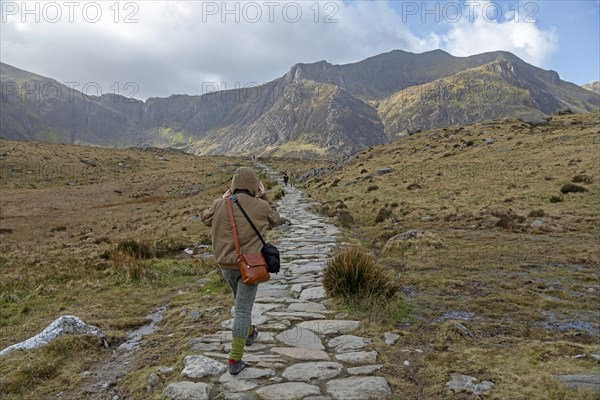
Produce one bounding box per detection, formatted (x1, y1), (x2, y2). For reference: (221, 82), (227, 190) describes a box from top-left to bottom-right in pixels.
(163, 165), (392, 400)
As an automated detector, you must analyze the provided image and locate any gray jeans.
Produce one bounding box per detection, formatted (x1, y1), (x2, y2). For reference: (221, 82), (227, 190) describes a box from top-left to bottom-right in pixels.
(221, 269), (258, 338)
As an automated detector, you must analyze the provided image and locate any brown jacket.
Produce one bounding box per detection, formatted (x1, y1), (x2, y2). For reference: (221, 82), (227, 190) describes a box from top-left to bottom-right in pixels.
(201, 191), (280, 269)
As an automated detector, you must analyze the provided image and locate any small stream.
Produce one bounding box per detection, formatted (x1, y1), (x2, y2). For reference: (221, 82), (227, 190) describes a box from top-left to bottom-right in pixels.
(118, 305), (167, 351)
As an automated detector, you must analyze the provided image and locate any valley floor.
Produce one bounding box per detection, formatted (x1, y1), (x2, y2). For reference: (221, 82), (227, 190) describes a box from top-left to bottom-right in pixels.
(1, 111), (599, 399)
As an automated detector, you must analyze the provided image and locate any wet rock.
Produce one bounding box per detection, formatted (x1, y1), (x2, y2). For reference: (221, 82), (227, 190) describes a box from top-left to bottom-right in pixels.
(446, 374), (494, 396)
(326, 377), (391, 399)
(256, 382), (321, 399)
(163, 381), (211, 400)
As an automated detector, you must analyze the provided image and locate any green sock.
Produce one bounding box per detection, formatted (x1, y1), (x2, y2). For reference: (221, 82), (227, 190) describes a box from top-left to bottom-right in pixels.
(230, 336), (246, 361)
(248, 325), (254, 336)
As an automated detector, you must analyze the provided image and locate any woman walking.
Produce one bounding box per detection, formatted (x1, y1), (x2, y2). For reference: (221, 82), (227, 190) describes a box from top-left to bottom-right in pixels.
(201, 167), (280, 374)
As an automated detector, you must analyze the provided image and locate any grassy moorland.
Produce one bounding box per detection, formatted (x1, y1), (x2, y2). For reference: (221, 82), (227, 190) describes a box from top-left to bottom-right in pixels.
(285, 111), (600, 399)
(0, 141), (265, 398)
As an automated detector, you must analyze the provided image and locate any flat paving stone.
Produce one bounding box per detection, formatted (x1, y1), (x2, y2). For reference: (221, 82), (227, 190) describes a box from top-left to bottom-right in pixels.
(233, 304), (282, 316)
(204, 352), (285, 363)
(266, 311), (326, 320)
(224, 392), (259, 400)
(276, 327), (325, 350)
(327, 335), (371, 353)
(256, 382), (321, 400)
(223, 379), (259, 392)
(270, 347), (330, 361)
(188, 340), (222, 352)
(163, 381), (211, 400)
(334, 351), (378, 364)
(219, 368), (276, 383)
(347, 364), (384, 375)
(221, 316), (269, 329)
(288, 276), (319, 284)
(196, 331), (232, 343)
(281, 362), (343, 382)
(326, 376), (391, 399)
(299, 287), (326, 301)
(256, 289), (292, 299)
(287, 302), (328, 313)
(222, 343), (269, 352)
(297, 320), (360, 335)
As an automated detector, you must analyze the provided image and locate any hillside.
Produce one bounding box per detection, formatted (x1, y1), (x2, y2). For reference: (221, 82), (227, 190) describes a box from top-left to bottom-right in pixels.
(1, 50), (598, 158)
(279, 110), (600, 398)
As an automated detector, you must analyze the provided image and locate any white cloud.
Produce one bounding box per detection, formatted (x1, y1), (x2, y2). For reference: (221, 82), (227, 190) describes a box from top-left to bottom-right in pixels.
(0, 0), (559, 99)
(433, 1), (558, 67)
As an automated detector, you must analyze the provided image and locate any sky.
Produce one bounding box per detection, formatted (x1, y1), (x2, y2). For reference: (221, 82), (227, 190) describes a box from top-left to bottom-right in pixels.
(1, 0), (598, 100)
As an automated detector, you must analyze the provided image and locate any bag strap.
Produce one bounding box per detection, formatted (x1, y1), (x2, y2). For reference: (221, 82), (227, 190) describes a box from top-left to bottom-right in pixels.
(230, 194), (267, 246)
(225, 198), (242, 256)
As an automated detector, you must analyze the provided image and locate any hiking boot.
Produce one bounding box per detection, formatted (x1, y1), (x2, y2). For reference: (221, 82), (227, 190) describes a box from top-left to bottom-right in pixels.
(228, 359), (247, 375)
(246, 325), (259, 346)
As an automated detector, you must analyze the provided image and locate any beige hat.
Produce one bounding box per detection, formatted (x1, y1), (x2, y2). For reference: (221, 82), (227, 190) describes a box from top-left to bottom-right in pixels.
(231, 167), (259, 196)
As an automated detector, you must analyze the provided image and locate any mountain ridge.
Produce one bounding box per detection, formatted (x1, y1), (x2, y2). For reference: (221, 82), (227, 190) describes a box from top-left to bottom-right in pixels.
(1, 50), (598, 158)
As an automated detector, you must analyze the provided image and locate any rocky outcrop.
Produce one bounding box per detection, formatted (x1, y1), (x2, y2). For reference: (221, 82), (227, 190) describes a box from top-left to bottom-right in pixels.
(0, 315), (107, 357)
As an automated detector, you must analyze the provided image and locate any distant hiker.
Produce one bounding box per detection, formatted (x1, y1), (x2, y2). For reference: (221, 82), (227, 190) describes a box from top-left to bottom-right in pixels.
(289, 172), (295, 187)
(283, 172), (289, 187)
(201, 167), (280, 375)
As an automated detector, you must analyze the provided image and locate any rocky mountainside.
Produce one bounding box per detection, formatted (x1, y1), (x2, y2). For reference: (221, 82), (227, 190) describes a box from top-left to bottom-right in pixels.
(1, 50), (598, 157)
(582, 81), (600, 94)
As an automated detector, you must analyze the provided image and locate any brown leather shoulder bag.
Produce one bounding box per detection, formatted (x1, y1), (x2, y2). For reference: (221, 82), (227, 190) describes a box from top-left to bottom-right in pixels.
(226, 197), (270, 285)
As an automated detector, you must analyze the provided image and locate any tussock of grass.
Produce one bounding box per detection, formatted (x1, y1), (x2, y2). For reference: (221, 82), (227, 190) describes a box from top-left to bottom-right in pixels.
(111, 251), (158, 282)
(115, 240), (154, 259)
(375, 207), (393, 223)
(323, 247), (399, 300)
(572, 175), (593, 184)
(560, 183), (588, 194)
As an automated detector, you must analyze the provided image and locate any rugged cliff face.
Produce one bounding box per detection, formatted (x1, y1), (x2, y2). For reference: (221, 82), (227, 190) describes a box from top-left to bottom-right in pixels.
(1, 50), (598, 158)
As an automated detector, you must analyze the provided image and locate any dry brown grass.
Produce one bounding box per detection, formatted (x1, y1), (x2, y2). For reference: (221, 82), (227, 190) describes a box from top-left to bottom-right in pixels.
(0, 141), (248, 398)
(298, 111), (600, 399)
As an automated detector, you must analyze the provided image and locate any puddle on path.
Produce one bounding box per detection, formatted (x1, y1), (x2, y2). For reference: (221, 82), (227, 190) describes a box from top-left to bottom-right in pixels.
(118, 305), (167, 351)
